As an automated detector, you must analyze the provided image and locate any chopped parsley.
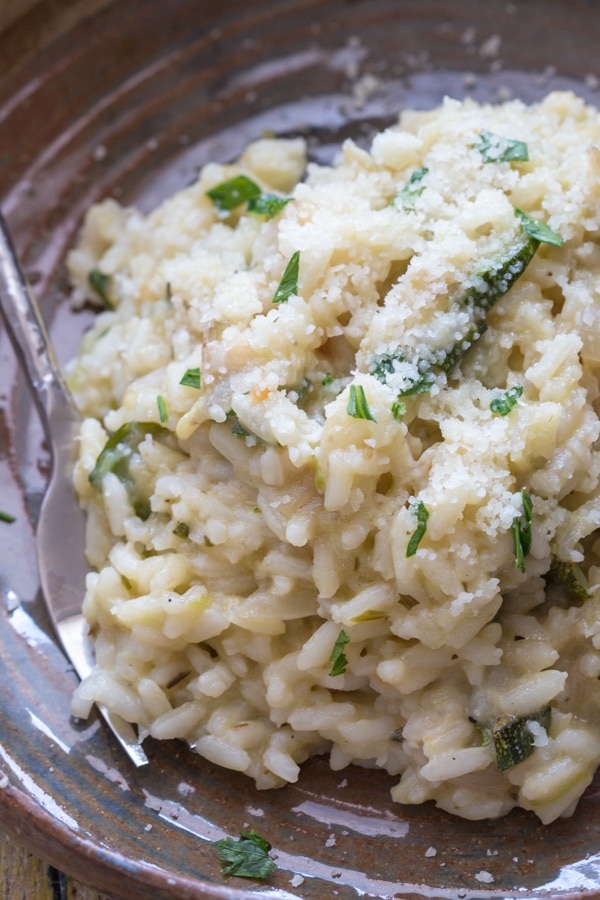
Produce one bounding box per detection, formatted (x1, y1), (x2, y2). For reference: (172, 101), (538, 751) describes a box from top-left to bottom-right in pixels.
(173, 521), (190, 538)
(515, 208), (564, 247)
(329, 629), (350, 676)
(165, 281), (172, 303)
(157, 395), (168, 424)
(215, 830), (277, 880)
(0, 510), (16, 523)
(89, 421), (168, 520)
(370, 349), (436, 397)
(272, 250), (300, 304)
(206, 174), (261, 212)
(391, 400), (407, 421)
(406, 499), (429, 557)
(206, 173), (292, 219)
(88, 268), (114, 308)
(395, 166), (428, 211)
(179, 367), (201, 390)
(512, 488), (533, 572)
(247, 193), (292, 219)
(226, 410), (253, 440)
(346, 384), (376, 421)
(490, 384), (523, 416)
(474, 130), (529, 164)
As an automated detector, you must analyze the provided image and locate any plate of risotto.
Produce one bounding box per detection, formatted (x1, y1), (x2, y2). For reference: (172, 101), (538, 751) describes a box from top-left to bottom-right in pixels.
(3, 1), (600, 898)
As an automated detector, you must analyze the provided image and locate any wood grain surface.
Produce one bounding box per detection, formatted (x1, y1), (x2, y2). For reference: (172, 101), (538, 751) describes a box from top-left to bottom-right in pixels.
(0, 830), (109, 900)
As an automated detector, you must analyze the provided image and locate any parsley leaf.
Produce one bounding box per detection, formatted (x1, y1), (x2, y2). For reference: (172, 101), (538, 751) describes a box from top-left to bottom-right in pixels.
(346, 384), (376, 421)
(157, 394), (168, 423)
(474, 130), (529, 163)
(406, 499), (429, 557)
(179, 367), (201, 389)
(490, 384), (523, 416)
(225, 410), (254, 440)
(512, 488), (533, 572)
(272, 250), (300, 304)
(391, 400), (407, 421)
(215, 830), (277, 880)
(369, 350), (437, 397)
(89, 421), (168, 521)
(247, 193), (292, 219)
(206, 174), (261, 212)
(0, 510), (16, 523)
(395, 166), (428, 211)
(515, 209), (564, 247)
(329, 629), (350, 676)
(173, 521), (190, 538)
(88, 269), (114, 309)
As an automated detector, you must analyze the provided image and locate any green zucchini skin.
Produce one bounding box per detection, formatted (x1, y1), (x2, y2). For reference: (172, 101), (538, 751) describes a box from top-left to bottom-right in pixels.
(369, 234), (539, 396)
(491, 706), (551, 772)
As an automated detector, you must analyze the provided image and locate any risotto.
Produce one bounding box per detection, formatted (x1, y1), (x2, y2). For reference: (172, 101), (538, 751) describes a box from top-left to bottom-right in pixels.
(67, 91), (600, 824)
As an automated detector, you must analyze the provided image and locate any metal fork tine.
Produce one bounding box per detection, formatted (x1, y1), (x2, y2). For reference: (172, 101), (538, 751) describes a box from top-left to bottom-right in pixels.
(0, 211), (148, 768)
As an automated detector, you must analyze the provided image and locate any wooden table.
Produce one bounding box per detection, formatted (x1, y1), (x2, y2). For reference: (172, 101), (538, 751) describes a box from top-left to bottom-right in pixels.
(0, 830), (109, 899)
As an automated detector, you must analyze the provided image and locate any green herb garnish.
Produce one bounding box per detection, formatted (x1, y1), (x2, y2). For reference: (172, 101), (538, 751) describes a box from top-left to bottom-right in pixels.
(225, 410), (253, 440)
(215, 830), (277, 880)
(157, 395), (168, 424)
(89, 421), (167, 520)
(474, 130), (529, 163)
(173, 521), (190, 538)
(395, 166), (428, 211)
(370, 351), (436, 397)
(406, 499), (429, 557)
(247, 193), (292, 219)
(490, 384), (523, 416)
(329, 629), (350, 676)
(179, 367), (201, 390)
(512, 488), (533, 572)
(88, 268), (114, 308)
(515, 209), (564, 247)
(206, 174), (261, 212)
(391, 400), (407, 421)
(0, 510), (16, 523)
(272, 250), (300, 304)
(346, 384), (376, 421)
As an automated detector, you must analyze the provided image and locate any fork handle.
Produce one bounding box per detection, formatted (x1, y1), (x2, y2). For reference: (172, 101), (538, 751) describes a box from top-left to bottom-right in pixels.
(0, 211), (73, 425)
(0, 212), (149, 769)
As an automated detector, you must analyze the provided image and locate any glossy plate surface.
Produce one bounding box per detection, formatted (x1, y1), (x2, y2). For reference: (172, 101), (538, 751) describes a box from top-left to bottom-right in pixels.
(1, 1), (600, 897)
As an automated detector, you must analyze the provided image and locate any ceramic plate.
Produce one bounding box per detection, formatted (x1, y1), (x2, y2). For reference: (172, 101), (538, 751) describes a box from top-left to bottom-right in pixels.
(2, 1), (600, 897)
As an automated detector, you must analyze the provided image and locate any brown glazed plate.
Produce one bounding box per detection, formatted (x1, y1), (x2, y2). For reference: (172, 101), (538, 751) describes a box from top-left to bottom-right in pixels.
(2, 1), (600, 897)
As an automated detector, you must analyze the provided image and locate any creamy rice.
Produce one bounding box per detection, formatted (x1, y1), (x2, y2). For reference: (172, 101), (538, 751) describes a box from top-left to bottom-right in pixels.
(67, 91), (600, 823)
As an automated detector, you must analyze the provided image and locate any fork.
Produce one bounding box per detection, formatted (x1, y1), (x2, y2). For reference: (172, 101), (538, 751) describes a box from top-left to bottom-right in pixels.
(0, 211), (148, 768)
